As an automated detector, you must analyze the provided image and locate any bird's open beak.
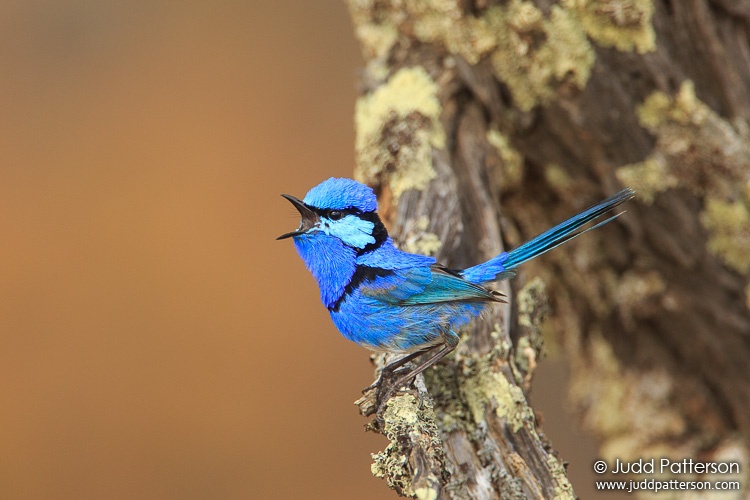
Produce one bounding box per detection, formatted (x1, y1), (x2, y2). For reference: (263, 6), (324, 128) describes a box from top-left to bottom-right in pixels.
(277, 194), (319, 240)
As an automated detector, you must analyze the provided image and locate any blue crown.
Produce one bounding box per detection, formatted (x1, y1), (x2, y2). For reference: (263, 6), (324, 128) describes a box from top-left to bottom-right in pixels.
(303, 178), (378, 212)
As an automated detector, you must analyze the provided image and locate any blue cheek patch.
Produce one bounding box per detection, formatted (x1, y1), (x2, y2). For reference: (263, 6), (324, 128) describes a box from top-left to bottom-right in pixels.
(322, 215), (376, 249)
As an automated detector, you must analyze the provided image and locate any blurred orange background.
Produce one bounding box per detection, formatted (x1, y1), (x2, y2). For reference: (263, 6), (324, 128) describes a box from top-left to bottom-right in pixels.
(0, 2), (609, 499)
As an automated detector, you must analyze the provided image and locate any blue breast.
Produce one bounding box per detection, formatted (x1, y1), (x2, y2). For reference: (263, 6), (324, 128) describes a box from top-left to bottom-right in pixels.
(293, 233), (357, 308)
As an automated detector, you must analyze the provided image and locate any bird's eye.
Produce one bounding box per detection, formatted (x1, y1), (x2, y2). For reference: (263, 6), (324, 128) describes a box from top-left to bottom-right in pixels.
(329, 210), (343, 220)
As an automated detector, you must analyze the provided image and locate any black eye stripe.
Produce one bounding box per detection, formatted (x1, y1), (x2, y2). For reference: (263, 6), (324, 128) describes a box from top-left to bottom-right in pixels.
(319, 207), (363, 219)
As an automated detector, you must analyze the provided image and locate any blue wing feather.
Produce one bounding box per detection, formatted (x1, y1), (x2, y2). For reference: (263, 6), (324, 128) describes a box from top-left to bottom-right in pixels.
(397, 266), (504, 305)
(357, 266), (431, 302)
(358, 265), (504, 306)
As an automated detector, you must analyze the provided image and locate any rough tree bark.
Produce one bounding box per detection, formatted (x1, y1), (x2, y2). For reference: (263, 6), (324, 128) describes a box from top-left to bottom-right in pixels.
(346, 1), (750, 498)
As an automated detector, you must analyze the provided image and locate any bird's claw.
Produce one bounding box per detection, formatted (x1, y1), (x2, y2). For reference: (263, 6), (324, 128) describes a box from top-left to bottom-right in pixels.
(356, 367), (415, 422)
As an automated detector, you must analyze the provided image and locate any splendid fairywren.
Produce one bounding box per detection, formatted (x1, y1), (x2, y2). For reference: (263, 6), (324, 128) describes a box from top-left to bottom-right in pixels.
(278, 178), (634, 390)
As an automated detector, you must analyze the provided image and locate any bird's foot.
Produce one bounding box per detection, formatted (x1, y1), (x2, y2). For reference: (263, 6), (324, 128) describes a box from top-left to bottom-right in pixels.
(372, 381), (424, 428)
(361, 361), (406, 394)
(356, 367), (414, 420)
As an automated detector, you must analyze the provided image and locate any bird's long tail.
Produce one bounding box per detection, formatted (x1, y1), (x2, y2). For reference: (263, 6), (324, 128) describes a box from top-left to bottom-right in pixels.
(461, 188), (635, 284)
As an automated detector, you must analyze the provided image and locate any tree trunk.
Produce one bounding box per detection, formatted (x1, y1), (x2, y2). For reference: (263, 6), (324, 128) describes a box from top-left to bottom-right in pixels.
(347, 1), (750, 498)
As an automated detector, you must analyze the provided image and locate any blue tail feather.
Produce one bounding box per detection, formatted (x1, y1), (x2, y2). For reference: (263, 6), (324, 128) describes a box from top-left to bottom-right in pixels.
(503, 188), (635, 270)
(459, 188), (634, 284)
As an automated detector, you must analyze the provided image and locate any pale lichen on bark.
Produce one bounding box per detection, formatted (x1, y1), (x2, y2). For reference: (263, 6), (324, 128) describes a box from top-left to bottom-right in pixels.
(543, 163), (574, 192)
(349, 0), (597, 111)
(618, 81), (750, 200)
(700, 198), (750, 275)
(512, 278), (549, 386)
(562, 0), (656, 53)
(370, 393), (448, 499)
(400, 215), (443, 256)
(486, 129), (524, 189)
(462, 352), (533, 431)
(614, 270), (668, 330)
(569, 331), (688, 461)
(617, 81), (750, 275)
(354, 67), (444, 198)
(546, 454), (575, 500)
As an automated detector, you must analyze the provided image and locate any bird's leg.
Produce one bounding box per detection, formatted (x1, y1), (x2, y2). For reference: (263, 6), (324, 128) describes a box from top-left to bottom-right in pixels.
(373, 331), (460, 421)
(362, 346), (440, 394)
(358, 344), (444, 418)
(388, 332), (459, 393)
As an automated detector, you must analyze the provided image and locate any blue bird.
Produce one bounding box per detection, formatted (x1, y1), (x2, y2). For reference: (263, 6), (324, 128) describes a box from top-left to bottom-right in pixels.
(278, 178), (634, 393)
